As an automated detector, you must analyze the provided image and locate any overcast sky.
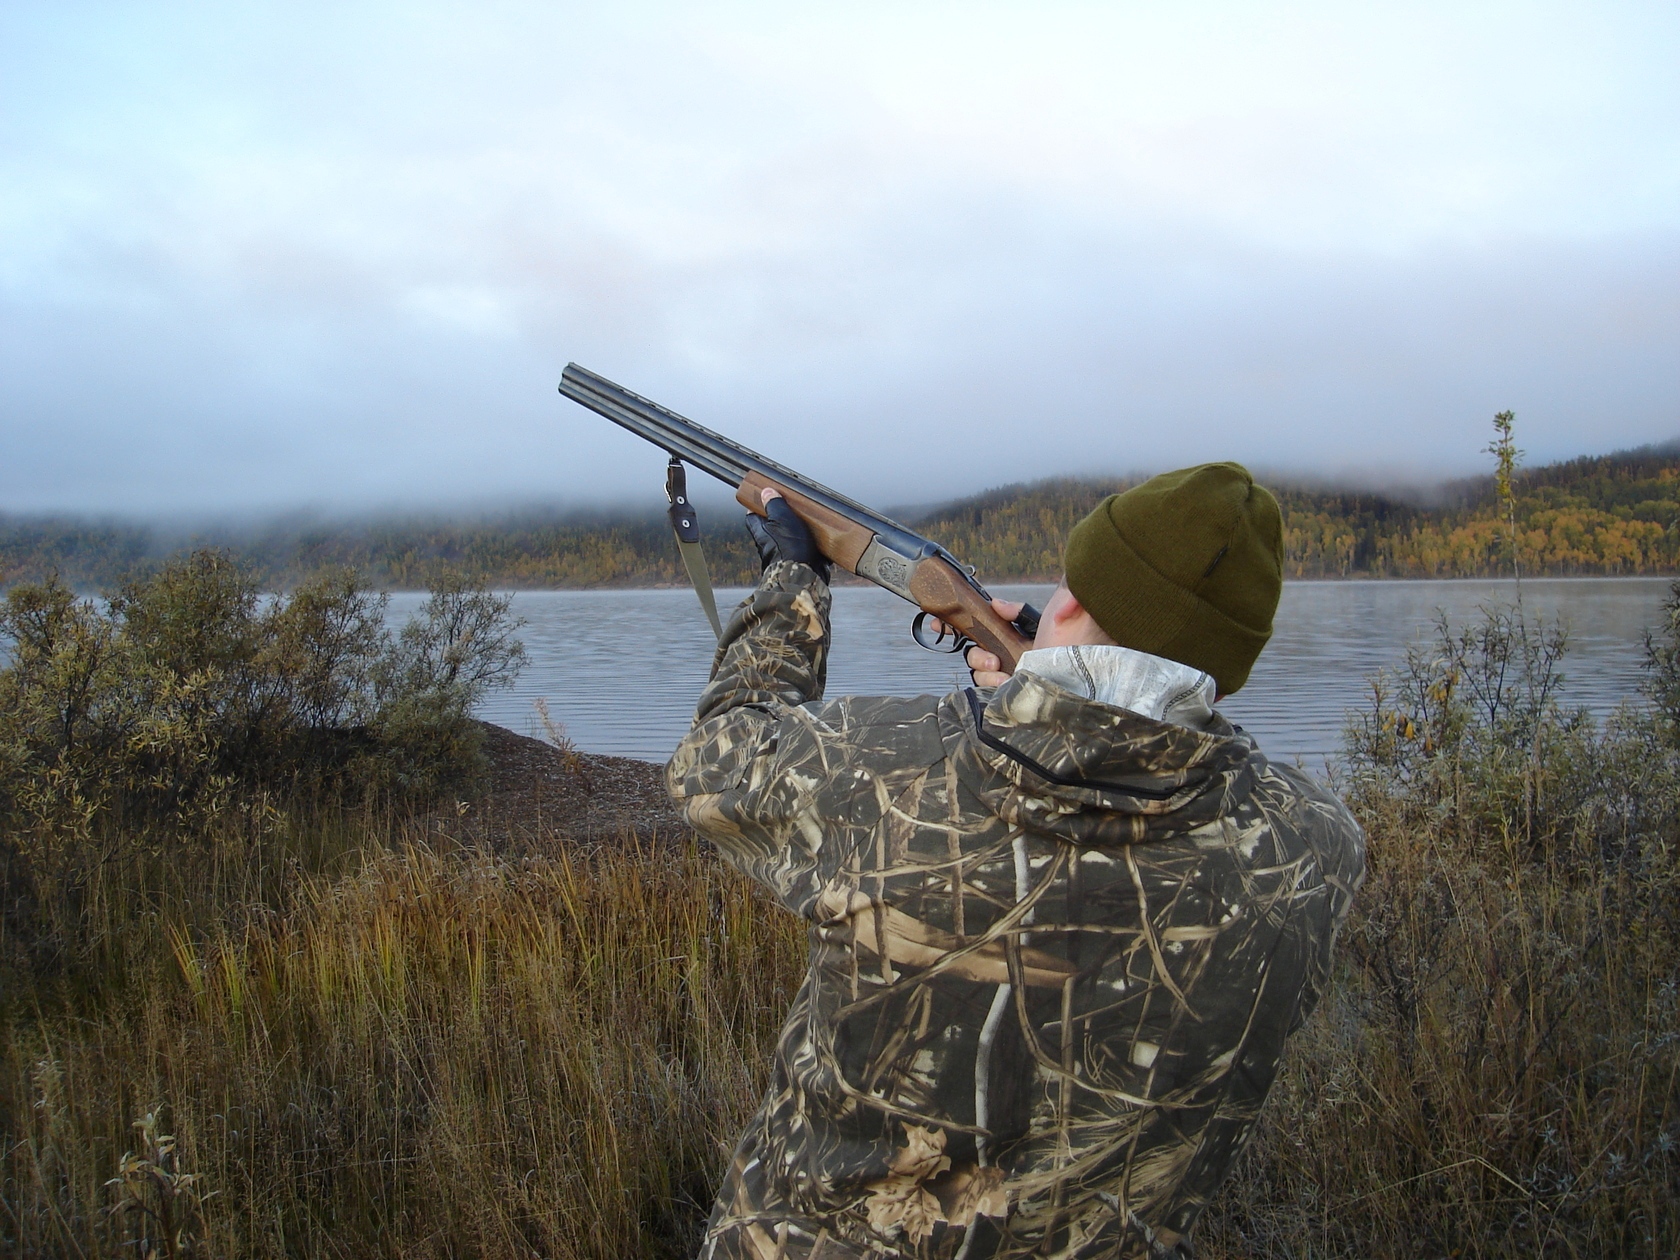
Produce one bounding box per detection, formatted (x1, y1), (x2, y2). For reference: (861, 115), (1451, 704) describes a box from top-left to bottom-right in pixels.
(2, 1), (1676, 515)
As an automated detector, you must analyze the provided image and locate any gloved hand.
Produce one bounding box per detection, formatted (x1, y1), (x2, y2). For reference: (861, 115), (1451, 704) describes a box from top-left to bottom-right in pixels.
(744, 493), (832, 584)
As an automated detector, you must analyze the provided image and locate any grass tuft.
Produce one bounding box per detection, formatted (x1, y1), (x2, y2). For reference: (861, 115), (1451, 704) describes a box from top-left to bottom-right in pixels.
(2, 824), (803, 1257)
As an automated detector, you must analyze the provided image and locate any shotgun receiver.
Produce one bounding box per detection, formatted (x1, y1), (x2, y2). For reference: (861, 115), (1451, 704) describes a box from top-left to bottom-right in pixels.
(558, 363), (1036, 672)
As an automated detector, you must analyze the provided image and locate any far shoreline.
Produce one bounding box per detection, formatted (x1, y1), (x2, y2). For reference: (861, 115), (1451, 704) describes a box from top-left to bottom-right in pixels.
(372, 572), (1678, 595)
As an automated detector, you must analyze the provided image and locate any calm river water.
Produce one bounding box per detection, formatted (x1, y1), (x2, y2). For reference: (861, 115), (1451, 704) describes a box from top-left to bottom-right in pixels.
(390, 578), (1671, 770)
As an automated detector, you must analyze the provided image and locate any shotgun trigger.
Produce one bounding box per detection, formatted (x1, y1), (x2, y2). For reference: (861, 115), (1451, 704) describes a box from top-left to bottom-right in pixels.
(912, 611), (972, 655)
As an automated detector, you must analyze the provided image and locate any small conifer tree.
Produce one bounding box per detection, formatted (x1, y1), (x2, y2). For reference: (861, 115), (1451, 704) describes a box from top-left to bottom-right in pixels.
(1484, 409), (1524, 582)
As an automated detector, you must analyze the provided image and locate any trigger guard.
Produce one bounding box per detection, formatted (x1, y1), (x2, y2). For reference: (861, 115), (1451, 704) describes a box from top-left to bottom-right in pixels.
(912, 611), (972, 655)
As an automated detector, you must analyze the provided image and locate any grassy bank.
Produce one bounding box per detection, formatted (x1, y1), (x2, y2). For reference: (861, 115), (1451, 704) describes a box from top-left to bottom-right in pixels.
(3, 819), (804, 1257)
(3, 593), (1678, 1256)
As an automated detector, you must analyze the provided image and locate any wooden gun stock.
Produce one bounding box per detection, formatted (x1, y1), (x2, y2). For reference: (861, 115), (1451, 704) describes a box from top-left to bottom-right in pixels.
(737, 470), (1033, 673)
(905, 556), (1034, 674)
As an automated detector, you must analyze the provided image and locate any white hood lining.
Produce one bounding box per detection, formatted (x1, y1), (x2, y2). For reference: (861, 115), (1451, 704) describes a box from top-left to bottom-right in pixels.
(1016, 644), (1216, 730)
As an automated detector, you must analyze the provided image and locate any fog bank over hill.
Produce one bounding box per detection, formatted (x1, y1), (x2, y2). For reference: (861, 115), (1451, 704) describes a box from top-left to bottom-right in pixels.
(2, 440), (1675, 590)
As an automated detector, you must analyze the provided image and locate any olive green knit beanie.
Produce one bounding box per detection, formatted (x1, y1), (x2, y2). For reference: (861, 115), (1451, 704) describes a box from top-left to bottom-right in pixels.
(1063, 462), (1283, 695)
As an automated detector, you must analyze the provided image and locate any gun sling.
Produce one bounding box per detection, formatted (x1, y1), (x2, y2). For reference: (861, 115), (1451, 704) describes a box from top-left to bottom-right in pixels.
(665, 457), (723, 640)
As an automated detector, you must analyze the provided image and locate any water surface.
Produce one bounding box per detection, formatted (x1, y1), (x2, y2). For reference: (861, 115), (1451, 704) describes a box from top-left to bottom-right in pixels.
(391, 577), (1670, 770)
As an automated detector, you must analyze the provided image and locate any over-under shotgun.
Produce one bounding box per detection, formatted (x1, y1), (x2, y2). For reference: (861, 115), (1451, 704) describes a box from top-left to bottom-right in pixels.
(558, 363), (1035, 671)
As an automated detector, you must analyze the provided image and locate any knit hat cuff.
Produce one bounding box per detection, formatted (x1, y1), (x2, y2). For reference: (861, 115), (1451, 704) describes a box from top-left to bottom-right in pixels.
(1065, 505), (1269, 694)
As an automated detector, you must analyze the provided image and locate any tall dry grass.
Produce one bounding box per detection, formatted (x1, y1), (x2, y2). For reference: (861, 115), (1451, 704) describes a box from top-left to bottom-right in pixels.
(1200, 778), (1679, 1257)
(2, 823), (804, 1257)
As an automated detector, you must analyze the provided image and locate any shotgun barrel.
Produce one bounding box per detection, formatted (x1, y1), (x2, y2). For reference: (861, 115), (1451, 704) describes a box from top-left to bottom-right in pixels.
(559, 363), (940, 564)
(557, 363), (1036, 670)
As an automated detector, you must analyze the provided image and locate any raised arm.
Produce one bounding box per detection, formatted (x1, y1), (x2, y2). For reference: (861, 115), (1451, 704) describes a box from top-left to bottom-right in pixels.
(736, 471), (1033, 673)
(665, 494), (837, 909)
(685, 490), (831, 720)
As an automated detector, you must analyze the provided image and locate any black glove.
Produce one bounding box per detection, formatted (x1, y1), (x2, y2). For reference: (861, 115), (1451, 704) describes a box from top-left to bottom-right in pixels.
(744, 497), (831, 584)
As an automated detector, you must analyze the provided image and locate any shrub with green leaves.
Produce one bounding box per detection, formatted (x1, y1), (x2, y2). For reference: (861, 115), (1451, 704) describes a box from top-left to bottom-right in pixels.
(1642, 578), (1680, 738)
(1337, 599), (1680, 864)
(0, 550), (525, 830)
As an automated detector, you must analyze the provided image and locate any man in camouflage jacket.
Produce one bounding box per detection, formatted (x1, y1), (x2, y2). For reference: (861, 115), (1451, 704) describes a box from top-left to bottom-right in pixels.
(668, 464), (1366, 1259)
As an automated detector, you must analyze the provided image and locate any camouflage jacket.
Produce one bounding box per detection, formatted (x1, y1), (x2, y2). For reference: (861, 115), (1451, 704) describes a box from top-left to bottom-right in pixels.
(668, 563), (1365, 1259)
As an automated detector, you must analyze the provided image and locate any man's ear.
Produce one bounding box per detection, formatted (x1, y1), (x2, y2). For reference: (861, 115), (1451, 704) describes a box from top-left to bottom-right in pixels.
(1051, 588), (1087, 625)
(1051, 585), (1118, 647)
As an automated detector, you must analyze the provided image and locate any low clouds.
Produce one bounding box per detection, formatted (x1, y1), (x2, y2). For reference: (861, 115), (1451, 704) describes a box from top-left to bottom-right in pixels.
(2, 0), (1676, 513)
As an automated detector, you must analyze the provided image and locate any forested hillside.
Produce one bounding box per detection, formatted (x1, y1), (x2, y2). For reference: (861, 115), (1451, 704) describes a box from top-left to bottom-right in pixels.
(1274, 442), (1680, 577)
(919, 442), (1680, 579)
(0, 512), (765, 591)
(3, 441), (1675, 589)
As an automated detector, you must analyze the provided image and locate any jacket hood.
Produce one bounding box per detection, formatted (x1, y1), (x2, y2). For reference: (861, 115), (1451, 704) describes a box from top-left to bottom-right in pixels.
(950, 670), (1260, 847)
